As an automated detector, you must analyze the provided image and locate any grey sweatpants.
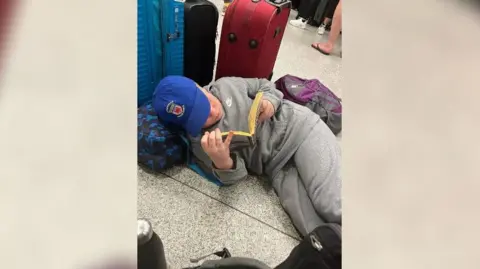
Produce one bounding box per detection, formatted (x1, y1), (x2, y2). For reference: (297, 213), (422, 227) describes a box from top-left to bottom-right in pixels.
(272, 121), (341, 236)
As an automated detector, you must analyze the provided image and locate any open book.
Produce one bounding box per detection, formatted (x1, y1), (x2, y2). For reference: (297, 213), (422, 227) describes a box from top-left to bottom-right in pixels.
(221, 92), (264, 148)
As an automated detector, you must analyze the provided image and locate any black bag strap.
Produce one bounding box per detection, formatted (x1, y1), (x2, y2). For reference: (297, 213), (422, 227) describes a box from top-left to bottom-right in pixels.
(190, 248), (232, 263)
(183, 248), (232, 269)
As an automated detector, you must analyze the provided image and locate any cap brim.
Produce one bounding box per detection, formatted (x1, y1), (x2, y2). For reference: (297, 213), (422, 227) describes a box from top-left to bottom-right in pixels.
(183, 89), (210, 137)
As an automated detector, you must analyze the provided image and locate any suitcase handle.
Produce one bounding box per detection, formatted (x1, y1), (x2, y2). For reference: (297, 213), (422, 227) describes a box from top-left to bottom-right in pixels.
(264, 0), (291, 14)
(167, 5), (182, 42)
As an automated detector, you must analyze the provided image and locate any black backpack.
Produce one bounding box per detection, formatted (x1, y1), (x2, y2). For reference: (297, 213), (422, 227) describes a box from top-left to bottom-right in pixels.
(275, 224), (341, 269)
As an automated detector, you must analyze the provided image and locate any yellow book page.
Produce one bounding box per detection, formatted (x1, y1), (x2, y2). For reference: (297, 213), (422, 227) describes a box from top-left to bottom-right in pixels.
(221, 92), (263, 137)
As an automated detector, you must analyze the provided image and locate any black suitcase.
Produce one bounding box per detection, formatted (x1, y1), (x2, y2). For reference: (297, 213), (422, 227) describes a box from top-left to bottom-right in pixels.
(184, 0), (219, 87)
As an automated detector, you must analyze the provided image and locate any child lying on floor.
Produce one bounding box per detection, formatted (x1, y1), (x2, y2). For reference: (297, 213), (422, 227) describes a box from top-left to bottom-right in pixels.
(152, 76), (341, 236)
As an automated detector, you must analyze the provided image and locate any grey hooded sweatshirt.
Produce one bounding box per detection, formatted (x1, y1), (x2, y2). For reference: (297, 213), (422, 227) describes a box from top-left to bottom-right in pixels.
(189, 77), (322, 184)
(189, 77), (342, 234)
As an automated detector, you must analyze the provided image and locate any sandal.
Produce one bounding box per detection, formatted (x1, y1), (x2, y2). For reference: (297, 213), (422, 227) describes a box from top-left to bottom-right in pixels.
(311, 43), (331, 55)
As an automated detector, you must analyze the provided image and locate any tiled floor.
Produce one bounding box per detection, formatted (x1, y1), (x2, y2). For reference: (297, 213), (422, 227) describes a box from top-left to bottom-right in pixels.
(137, 3), (342, 268)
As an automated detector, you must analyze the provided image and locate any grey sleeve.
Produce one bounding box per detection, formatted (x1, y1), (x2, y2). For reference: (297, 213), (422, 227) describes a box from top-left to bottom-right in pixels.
(191, 141), (248, 186)
(243, 78), (284, 112)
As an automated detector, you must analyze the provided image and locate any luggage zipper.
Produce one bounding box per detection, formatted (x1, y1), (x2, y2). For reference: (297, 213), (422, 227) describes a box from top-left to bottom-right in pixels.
(310, 234), (323, 252)
(310, 224), (342, 253)
(311, 224), (341, 261)
(167, 1), (184, 42)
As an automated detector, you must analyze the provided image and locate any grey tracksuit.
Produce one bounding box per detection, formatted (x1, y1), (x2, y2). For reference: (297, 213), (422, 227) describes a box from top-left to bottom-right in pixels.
(189, 77), (341, 236)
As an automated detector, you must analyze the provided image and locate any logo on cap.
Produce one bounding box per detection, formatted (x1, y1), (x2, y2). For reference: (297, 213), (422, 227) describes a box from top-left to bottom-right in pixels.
(166, 101), (185, 117)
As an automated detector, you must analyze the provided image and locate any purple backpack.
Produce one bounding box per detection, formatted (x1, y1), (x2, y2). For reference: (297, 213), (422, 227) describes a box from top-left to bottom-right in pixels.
(275, 75), (342, 135)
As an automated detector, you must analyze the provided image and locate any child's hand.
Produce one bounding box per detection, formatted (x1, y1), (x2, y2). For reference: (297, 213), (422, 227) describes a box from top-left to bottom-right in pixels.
(258, 100), (275, 122)
(201, 128), (234, 169)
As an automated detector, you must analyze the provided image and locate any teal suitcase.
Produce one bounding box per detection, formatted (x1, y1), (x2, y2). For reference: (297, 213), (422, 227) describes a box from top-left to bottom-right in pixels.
(137, 0), (184, 107)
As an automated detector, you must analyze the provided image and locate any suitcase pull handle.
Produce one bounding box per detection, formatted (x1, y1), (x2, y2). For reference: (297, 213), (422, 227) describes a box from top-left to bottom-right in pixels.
(167, 32), (181, 42)
(265, 0), (292, 14)
(167, 6), (182, 42)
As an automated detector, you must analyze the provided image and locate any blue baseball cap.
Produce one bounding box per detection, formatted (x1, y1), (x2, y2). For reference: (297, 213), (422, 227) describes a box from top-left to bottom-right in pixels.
(152, 76), (210, 137)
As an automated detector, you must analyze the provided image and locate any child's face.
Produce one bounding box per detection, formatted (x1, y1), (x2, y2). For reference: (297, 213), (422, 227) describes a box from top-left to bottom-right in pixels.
(198, 86), (223, 128)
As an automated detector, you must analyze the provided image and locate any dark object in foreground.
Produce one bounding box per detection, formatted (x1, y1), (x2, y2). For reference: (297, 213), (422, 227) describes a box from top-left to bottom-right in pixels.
(276, 224), (341, 269)
(184, 224), (342, 269)
(138, 219), (168, 269)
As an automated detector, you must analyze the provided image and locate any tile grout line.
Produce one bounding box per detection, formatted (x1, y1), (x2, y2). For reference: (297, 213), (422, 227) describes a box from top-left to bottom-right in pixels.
(159, 171), (301, 242)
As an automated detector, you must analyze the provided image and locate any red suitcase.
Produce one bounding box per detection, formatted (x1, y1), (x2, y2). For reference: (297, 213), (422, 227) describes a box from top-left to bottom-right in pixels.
(215, 0), (291, 80)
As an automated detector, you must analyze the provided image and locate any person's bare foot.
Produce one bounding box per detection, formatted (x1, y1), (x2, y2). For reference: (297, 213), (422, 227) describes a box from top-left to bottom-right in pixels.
(311, 42), (334, 55)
